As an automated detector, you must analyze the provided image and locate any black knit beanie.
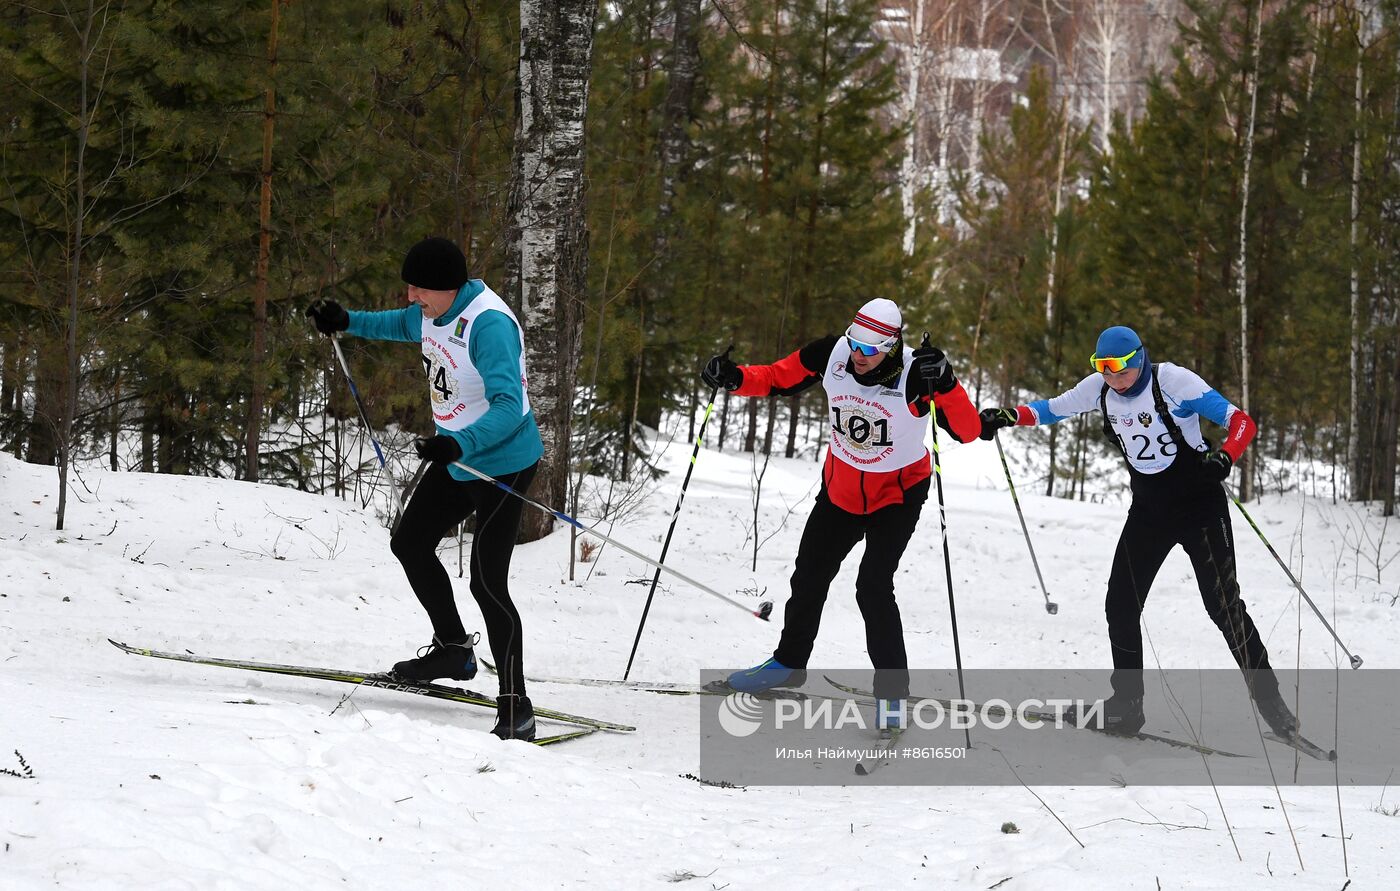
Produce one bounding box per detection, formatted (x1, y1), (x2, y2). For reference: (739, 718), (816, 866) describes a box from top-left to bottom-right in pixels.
(400, 237), (469, 291)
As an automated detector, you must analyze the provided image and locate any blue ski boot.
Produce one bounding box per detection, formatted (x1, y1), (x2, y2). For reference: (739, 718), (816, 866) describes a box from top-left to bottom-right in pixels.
(876, 699), (907, 737)
(725, 657), (807, 693)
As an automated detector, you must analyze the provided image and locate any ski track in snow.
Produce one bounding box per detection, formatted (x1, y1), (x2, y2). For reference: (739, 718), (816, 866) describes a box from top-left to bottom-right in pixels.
(2, 436), (1398, 889)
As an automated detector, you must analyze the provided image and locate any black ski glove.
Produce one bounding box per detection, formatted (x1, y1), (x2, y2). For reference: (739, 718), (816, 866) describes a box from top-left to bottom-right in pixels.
(414, 435), (462, 465)
(701, 354), (743, 392)
(306, 299), (349, 335)
(1200, 448), (1233, 481)
(979, 407), (1019, 441)
(910, 344), (955, 396)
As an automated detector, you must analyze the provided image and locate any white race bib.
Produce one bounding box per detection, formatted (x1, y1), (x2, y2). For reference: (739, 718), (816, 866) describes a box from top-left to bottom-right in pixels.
(420, 285), (530, 431)
(821, 341), (928, 471)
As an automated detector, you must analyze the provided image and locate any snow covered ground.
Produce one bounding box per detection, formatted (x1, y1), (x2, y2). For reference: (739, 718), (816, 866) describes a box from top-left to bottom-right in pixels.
(2, 429), (1398, 889)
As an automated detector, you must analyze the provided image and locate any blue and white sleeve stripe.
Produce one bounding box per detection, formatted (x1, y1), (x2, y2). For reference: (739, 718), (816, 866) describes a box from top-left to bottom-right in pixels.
(1161, 363), (1237, 427)
(1027, 374), (1104, 426)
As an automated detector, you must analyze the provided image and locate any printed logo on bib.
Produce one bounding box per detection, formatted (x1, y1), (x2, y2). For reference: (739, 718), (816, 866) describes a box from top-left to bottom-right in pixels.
(1137, 411), (1153, 427)
(450, 316), (473, 347)
(421, 337), (469, 422)
(829, 396), (897, 466)
(830, 361), (847, 381)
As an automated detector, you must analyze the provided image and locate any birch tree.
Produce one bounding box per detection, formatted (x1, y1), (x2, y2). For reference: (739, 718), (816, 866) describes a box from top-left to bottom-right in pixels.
(505, 0), (597, 541)
(1346, 0), (1371, 501)
(1235, 0), (1262, 503)
(964, 0), (1012, 182)
(1081, 0), (1126, 154)
(899, 0), (928, 254)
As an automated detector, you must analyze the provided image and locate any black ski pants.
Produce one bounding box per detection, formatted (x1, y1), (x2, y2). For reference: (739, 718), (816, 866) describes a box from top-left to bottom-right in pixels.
(1106, 477), (1277, 701)
(774, 478), (929, 700)
(390, 460), (537, 697)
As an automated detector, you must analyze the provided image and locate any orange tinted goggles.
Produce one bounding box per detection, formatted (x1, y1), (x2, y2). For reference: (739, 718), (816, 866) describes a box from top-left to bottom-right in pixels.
(1090, 348), (1139, 374)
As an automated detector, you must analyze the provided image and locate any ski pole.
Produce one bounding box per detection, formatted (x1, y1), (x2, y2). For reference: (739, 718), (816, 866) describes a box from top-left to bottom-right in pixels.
(329, 336), (404, 523)
(994, 433), (1058, 615)
(1224, 483), (1362, 668)
(622, 345), (733, 679)
(921, 334), (972, 748)
(450, 458), (773, 623)
(391, 457), (430, 538)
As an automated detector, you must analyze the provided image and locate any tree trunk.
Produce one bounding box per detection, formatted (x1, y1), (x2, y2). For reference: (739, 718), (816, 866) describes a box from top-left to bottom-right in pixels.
(1, 329), (18, 413)
(623, 338), (644, 479)
(140, 405), (154, 473)
(761, 396), (777, 458)
(1297, 5), (1324, 188)
(745, 396), (758, 453)
(109, 367), (121, 471)
(4, 333), (27, 458)
(1234, 0), (1262, 504)
(966, 0), (992, 181)
(247, 0), (283, 483)
(1347, 21), (1365, 500)
(718, 389), (731, 450)
(900, 0), (926, 255)
(54, 1), (103, 530)
(1046, 97), (1070, 326)
(1088, 0), (1120, 154)
(1384, 328), (1400, 516)
(505, 0), (596, 542)
(784, 1), (830, 460)
(655, 0), (700, 248)
(785, 393), (801, 459)
(27, 331), (63, 467)
(688, 368), (699, 443)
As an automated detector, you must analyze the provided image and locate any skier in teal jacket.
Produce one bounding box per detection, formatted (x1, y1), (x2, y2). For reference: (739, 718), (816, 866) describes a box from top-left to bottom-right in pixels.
(307, 237), (541, 740)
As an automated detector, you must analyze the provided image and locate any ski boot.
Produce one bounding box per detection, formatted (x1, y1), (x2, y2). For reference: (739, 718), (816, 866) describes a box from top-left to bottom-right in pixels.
(390, 633), (479, 682)
(723, 657), (807, 694)
(1100, 693), (1145, 736)
(492, 694), (536, 741)
(1255, 690), (1299, 738)
(876, 699), (907, 738)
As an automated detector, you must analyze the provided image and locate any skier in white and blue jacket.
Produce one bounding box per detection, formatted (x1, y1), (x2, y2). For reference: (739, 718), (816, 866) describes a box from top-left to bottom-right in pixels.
(307, 237), (542, 740)
(979, 325), (1298, 739)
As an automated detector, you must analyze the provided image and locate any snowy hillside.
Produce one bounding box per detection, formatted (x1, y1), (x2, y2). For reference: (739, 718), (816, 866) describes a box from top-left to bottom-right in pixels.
(2, 432), (1398, 889)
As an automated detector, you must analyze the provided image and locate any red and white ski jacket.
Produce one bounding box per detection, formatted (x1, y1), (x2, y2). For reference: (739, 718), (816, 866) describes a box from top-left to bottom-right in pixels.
(735, 335), (981, 515)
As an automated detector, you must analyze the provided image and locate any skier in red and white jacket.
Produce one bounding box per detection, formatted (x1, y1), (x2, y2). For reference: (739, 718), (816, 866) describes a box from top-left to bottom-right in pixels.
(703, 299), (980, 715)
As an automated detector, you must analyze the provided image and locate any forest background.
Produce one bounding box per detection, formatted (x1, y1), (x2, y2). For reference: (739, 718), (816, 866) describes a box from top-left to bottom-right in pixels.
(3, 0), (1398, 538)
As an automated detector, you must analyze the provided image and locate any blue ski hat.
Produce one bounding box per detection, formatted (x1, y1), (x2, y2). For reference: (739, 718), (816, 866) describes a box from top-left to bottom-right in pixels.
(1094, 326), (1146, 368)
(1095, 325), (1151, 395)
